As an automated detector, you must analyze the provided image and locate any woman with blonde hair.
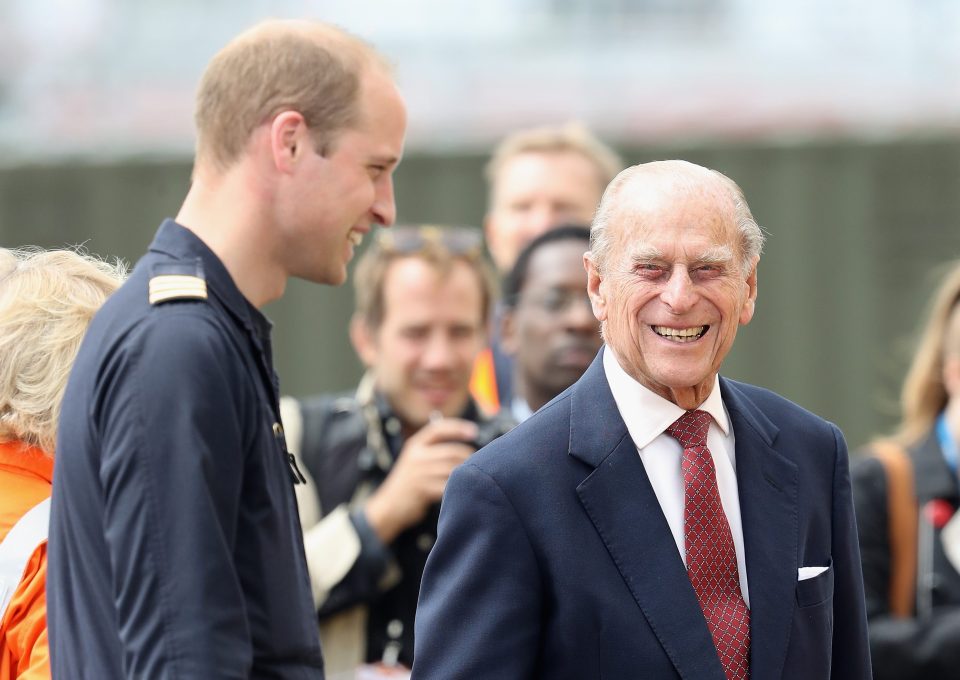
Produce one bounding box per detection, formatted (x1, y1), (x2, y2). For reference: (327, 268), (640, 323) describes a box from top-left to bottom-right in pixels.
(0, 248), (124, 679)
(853, 260), (960, 679)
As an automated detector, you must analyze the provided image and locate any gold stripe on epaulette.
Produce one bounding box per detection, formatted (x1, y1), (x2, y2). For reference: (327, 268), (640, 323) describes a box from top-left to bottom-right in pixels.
(148, 275), (208, 304)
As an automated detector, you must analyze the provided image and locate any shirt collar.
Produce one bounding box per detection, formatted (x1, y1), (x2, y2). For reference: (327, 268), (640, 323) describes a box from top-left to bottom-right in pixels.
(148, 219), (272, 339)
(602, 346), (730, 450)
(510, 396), (535, 423)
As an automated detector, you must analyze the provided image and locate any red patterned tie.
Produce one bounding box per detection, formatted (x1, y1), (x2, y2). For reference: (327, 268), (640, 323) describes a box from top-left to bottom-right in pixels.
(667, 409), (750, 680)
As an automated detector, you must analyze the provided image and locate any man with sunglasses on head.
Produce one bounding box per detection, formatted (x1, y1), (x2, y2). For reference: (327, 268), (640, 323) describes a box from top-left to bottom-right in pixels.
(281, 226), (514, 678)
(48, 20), (406, 678)
(500, 225), (602, 422)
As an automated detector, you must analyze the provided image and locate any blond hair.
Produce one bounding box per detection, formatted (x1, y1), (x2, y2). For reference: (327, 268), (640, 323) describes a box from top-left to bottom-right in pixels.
(485, 122), (623, 199)
(194, 19), (391, 172)
(0, 248), (125, 453)
(895, 262), (960, 444)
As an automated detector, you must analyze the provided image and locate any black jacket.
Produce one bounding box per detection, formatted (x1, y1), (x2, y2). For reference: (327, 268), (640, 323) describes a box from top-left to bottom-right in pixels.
(49, 220), (323, 678)
(294, 386), (514, 669)
(853, 430), (960, 679)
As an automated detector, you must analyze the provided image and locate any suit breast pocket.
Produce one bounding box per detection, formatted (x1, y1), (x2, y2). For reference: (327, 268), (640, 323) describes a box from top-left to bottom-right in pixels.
(796, 559), (834, 608)
(785, 560), (835, 680)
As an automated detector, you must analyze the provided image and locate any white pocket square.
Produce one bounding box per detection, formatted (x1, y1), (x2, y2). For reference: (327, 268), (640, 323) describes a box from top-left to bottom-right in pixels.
(798, 566), (829, 581)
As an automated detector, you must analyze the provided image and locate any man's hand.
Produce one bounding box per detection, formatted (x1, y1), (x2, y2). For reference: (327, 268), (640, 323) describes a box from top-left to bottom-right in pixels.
(364, 418), (478, 543)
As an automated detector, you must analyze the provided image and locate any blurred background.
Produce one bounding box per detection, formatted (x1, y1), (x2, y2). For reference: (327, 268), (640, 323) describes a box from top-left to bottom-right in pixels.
(0, 0), (958, 449)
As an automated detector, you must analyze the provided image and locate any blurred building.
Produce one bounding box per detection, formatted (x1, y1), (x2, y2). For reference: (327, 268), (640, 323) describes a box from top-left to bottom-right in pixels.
(0, 0), (957, 161)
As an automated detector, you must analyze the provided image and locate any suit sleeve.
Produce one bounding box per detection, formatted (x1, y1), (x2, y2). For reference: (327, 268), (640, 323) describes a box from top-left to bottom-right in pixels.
(412, 462), (542, 680)
(96, 312), (253, 677)
(851, 455), (960, 679)
(829, 424), (874, 679)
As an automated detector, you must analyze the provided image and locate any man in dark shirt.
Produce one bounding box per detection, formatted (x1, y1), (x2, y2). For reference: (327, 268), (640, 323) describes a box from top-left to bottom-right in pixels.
(282, 226), (512, 676)
(47, 19), (406, 678)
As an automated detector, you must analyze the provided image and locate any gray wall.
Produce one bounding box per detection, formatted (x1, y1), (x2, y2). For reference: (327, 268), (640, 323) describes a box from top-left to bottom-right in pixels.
(2, 135), (959, 449)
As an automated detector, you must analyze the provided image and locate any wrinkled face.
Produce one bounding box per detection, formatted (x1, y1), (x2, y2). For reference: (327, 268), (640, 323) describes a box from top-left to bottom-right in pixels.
(485, 150), (604, 272)
(503, 239), (601, 408)
(586, 180), (757, 408)
(281, 68), (407, 286)
(354, 257), (487, 429)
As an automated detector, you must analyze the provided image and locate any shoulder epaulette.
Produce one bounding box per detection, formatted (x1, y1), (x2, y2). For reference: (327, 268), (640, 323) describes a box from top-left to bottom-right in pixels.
(148, 258), (208, 305)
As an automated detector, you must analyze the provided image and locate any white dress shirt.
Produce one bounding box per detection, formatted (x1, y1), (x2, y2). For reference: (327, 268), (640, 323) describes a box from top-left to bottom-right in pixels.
(510, 396), (535, 424)
(603, 347), (751, 607)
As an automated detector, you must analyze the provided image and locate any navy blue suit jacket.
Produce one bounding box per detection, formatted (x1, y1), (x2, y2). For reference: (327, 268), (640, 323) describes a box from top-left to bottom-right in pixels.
(412, 352), (871, 679)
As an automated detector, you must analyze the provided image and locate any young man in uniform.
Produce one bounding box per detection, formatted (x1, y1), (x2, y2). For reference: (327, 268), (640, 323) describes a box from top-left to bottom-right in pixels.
(47, 20), (406, 678)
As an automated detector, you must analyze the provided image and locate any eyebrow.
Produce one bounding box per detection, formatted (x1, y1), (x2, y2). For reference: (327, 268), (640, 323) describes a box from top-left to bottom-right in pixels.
(626, 243), (735, 266)
(695, 245), (736, 265)
(627, 244), (664, 264)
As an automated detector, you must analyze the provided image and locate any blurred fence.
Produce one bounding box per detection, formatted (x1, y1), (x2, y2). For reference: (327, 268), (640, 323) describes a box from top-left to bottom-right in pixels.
(1, 134), (958, 449)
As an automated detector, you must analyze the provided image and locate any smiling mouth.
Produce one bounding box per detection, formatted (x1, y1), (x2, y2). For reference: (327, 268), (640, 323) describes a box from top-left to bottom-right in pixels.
(651, 325), (708, 342)
(348, 229), (365, 247)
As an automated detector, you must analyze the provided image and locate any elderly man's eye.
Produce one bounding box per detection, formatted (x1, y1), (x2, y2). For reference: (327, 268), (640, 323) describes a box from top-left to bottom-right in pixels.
(636, 264), (667, 279)
(693, 264), (724, 279)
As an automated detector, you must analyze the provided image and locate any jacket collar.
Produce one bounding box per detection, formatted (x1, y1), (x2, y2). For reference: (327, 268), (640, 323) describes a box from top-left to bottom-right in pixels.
(149, 219), (272, 341)
(569, 348), (799, 680)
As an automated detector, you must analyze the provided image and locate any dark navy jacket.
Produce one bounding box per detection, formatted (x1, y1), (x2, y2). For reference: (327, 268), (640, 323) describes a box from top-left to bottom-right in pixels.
(413, 350), (872, 680)
(853, 430), (960, 679)
(48, 220), (324, 678)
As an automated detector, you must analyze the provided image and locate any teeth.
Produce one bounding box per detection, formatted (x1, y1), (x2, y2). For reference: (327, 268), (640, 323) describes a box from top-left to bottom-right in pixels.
(348, 230), (363, 247)
(652, 325), (706, 342)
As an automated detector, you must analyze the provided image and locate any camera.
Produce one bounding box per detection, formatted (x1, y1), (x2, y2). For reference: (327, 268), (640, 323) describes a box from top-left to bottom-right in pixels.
(470, 416), (515, 451)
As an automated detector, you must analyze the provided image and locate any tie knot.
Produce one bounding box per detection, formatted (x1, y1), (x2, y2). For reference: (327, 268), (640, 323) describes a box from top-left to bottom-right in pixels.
(666, 409), (712, 449)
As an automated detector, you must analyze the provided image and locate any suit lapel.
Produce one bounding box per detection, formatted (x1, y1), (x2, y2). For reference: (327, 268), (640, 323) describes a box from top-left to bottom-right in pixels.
(570, 354), (727, 680)
(721, 379), (799, 680)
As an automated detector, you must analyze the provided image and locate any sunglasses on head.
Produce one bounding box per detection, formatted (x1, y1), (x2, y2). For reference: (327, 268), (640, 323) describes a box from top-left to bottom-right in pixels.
(375, 225), (484, 258)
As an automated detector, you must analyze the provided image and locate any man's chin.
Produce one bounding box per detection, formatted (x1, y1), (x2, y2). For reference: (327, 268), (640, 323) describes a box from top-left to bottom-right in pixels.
(297, 262), (346, 287)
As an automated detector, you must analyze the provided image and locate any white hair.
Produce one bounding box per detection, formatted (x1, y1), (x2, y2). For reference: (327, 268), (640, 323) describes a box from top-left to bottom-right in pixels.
(0, 248), (126, 453)
(589, 161), (765, 274)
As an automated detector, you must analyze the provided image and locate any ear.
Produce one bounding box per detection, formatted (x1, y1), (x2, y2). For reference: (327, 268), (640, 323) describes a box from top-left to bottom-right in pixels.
(944, 356), (960, 398)
(585, 251), (608, 323)
(270, 110), (311, 174)
(738, 255), (760, 326)
(349, 314), (379, 368)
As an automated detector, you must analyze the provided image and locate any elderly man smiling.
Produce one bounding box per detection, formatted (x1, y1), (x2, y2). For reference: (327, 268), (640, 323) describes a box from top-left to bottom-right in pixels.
(413, 160), (871, 680)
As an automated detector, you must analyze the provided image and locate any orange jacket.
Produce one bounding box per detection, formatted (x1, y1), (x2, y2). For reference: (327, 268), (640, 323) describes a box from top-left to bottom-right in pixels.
(0, 441), (52, 680)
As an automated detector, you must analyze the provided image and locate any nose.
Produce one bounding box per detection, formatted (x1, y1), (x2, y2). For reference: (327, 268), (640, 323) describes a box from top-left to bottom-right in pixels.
(371, 176), (397, 227)
(660, 265), (698, 312)
(421, 332), (456, 371)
